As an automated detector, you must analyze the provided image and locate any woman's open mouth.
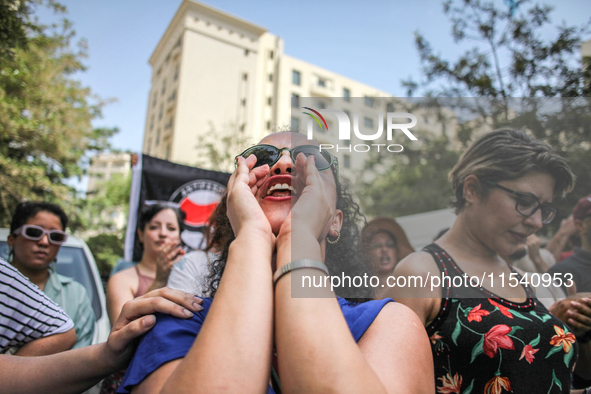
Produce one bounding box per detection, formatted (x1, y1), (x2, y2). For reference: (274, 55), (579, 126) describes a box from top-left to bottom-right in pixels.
(262, 175), (299, 201)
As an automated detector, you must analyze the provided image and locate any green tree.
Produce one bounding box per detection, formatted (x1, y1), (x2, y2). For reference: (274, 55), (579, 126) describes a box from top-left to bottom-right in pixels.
(405, 0), (590, 100)
(194, 122), (252, 172)
(0, 0), (66, 63)
(85, 232), (124, 281)
(0, 0), (117, 227)
(359, 0), (591, 230)
(357, 133), (460, 218)
(82, 171), (131, 277)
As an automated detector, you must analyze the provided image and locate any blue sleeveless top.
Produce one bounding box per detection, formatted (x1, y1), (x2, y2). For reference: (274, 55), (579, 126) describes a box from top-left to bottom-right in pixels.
(118, 297), (393, 393)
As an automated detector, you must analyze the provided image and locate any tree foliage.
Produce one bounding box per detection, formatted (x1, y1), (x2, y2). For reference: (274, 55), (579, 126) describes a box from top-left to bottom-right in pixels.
(80, 171), (131, 277)
(360, 0), (591, 231)
(405, 0), (590, 99)
(194, 122), (252, 172)
(85, 232), (124, 281)
(357, 133), (460, 218)
(0, 0), (117, 227)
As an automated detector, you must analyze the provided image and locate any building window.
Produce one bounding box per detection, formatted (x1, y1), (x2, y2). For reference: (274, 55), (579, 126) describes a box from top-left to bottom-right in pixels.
(158, 104), (163, 120)
(344, 154), (351, 169)
(292, 70), (301, 86)
(243, 72), (248, 81)
(161, 79), (166, 96)
(168, 89), (176, 103)
(318, 78), (326, 87)
(152, 91), (157, 108)
(173, 65), (179, 81)
(244, 49), (249, 56)
(240, 123), (246, 132)
(291, 93), (300, 108)
(155, 128), (161, 145)
(269, 50), (274, 59)
(343, 88), (351, 101)
(266, 121), (271, 130)
(268, 73), (273, 82)
(364, 97), (374, 107)
(267, 97), (272, 106)
(386, 102), (395, 112)
(149, 116), (154, 131)
(291, 116), (300, 130)
(241, 98), (246, 106)
(423, 115), (429, 124)
(317, 101), (326, 109)
(165, 144), (171, 160)
(165, 117), (173, 130)
(343, 139), (350, 146)
(364, 117), (374, 128)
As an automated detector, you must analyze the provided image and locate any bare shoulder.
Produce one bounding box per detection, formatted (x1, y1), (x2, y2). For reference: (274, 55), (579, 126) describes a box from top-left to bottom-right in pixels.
(394, 250), (439, 277)
(108, 266), (138, 288)
(106, 266), (139, 302)
(386, 251), (441, 325)
(369, 302), (426, 333)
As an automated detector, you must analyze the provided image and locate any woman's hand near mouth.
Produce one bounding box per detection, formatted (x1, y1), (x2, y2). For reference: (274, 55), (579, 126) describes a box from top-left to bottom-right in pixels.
(227, 155), (274, 245)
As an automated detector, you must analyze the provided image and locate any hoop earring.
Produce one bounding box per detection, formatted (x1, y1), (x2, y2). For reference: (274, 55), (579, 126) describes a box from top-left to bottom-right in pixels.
(326, 229), (340, 244)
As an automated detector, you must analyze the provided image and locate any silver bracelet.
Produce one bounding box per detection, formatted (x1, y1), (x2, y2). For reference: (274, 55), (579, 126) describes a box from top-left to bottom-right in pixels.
(273, 259), (329, 285)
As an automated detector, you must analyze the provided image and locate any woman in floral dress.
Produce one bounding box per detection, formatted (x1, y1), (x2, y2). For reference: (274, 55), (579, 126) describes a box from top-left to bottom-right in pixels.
(390, 129), (591, 393)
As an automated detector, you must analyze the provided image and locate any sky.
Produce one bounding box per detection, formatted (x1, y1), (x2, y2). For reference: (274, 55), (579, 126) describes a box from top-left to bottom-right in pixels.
(34, 0), (591, 157)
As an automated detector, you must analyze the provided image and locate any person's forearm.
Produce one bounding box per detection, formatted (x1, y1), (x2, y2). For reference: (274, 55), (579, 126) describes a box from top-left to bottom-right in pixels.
(162, 230), (274, 394)
(274, 231), (387, 394)
(530, 255), (548, 273)
(1, 342), (115, 394)
(14, 327), (76, 356)
(546, 232), (571, 263)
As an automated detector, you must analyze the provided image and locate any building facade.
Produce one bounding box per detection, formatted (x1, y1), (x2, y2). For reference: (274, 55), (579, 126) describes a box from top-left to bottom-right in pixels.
(86, 152), (131, 231)
(142, 0), (452, 172)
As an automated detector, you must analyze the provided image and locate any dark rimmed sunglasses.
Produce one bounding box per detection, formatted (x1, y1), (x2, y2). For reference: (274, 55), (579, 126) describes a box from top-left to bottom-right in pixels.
(235, 144), (340, 187)
(13, 224), (68, 245)
(484, 180), (557, 224)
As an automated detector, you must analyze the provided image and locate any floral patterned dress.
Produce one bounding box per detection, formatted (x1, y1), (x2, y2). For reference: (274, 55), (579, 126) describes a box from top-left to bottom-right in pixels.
(424, 244), (577, 394)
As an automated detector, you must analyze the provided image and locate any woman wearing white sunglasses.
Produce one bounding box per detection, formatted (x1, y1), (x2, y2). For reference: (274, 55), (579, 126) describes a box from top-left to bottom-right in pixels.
(7, 201), (96, 350)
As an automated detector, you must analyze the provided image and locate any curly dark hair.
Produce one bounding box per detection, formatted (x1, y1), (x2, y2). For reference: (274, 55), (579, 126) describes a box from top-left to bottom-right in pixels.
(205, 151), (373, 302)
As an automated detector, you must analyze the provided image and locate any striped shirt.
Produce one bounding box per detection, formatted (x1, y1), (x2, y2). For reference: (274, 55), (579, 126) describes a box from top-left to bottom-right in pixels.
(0, 258), (74, 352)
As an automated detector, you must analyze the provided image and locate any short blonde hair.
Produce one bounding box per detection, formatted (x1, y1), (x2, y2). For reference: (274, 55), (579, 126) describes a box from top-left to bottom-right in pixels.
(449, 129), (575, 213)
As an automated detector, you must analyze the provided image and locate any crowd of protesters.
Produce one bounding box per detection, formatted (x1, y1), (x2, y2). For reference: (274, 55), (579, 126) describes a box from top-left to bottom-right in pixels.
(2, 128), (591, 393)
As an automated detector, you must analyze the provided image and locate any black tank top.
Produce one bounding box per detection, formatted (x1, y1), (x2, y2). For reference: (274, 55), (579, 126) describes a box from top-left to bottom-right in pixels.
(424, 244), (577, 393)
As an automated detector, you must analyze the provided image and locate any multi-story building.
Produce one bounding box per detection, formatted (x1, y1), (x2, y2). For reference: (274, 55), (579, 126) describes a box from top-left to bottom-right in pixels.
(142, 0), (452, 172)
(86, 152), (131, 230)
(87, 152), (131, 195)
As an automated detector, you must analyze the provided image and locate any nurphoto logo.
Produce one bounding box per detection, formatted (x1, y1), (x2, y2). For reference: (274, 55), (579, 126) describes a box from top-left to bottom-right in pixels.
(303, 107), (418, 153)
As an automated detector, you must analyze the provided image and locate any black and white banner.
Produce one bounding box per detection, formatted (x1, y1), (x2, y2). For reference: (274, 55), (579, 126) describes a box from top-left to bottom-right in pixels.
(124, 153), (231, 262)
